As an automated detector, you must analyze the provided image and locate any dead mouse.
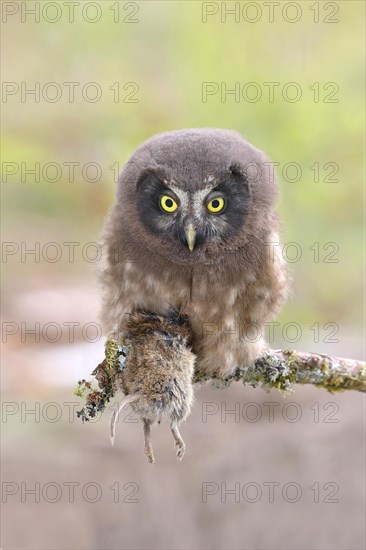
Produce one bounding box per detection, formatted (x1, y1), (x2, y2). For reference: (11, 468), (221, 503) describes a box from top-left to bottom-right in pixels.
(110, 308), (195, 464)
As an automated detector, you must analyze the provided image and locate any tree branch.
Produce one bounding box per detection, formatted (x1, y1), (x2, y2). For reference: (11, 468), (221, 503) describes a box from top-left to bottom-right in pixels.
(76, 342), (365, 422)
(194, 349), (366, 393)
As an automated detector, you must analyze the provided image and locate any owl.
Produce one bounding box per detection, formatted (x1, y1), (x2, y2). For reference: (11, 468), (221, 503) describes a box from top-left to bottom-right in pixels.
(99, 128), (288, 379)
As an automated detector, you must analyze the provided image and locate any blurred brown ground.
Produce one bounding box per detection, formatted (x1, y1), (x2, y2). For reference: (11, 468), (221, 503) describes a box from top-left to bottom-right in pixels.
(1, 284), (365, 550)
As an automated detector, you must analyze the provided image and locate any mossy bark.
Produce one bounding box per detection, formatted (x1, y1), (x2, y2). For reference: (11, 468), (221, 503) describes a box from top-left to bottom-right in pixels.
(194, 349), (366, 394)
(76, 341), (365, 422)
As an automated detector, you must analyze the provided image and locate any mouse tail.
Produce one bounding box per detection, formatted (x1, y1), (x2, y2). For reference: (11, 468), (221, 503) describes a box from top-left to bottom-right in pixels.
(110, 394), (138, 446)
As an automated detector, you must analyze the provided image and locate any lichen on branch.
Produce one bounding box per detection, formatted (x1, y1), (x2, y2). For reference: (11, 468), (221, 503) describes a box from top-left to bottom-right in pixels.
(194, 349), (366, 394)
(75, 339), (130, 422)
(76, 338), (365, 422)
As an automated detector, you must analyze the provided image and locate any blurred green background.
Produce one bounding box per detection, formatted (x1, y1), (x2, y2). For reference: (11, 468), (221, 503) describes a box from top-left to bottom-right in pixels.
(1, 2), (365, 549)
(2, 0), (364, 330)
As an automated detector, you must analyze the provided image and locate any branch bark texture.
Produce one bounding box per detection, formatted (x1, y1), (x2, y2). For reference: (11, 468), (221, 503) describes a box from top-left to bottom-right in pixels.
(194, 349), (366, 394)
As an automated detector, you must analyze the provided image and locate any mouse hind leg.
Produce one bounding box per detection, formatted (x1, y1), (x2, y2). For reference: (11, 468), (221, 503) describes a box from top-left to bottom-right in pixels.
(143, 419), (155, 464)
(171, 421), (186, 461)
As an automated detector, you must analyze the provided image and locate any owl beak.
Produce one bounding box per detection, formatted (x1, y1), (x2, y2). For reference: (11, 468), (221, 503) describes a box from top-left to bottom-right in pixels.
(185, 223), (196, 252)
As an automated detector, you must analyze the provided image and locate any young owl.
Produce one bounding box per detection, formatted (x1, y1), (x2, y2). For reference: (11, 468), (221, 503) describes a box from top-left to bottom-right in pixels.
(99, 128), (288, 378)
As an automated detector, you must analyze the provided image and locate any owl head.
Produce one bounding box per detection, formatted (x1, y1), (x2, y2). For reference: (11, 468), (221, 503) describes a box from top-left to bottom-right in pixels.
(115, 129), (278, 265)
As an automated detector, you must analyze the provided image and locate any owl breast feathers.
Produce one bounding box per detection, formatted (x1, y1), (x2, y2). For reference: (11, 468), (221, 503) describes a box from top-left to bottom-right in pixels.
(99, 128), (289, 376)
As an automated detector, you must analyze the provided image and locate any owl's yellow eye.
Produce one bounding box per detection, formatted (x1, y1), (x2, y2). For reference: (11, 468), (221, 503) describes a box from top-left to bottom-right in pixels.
(160, 195), (178, 213)
(207, 197), (225, 213)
